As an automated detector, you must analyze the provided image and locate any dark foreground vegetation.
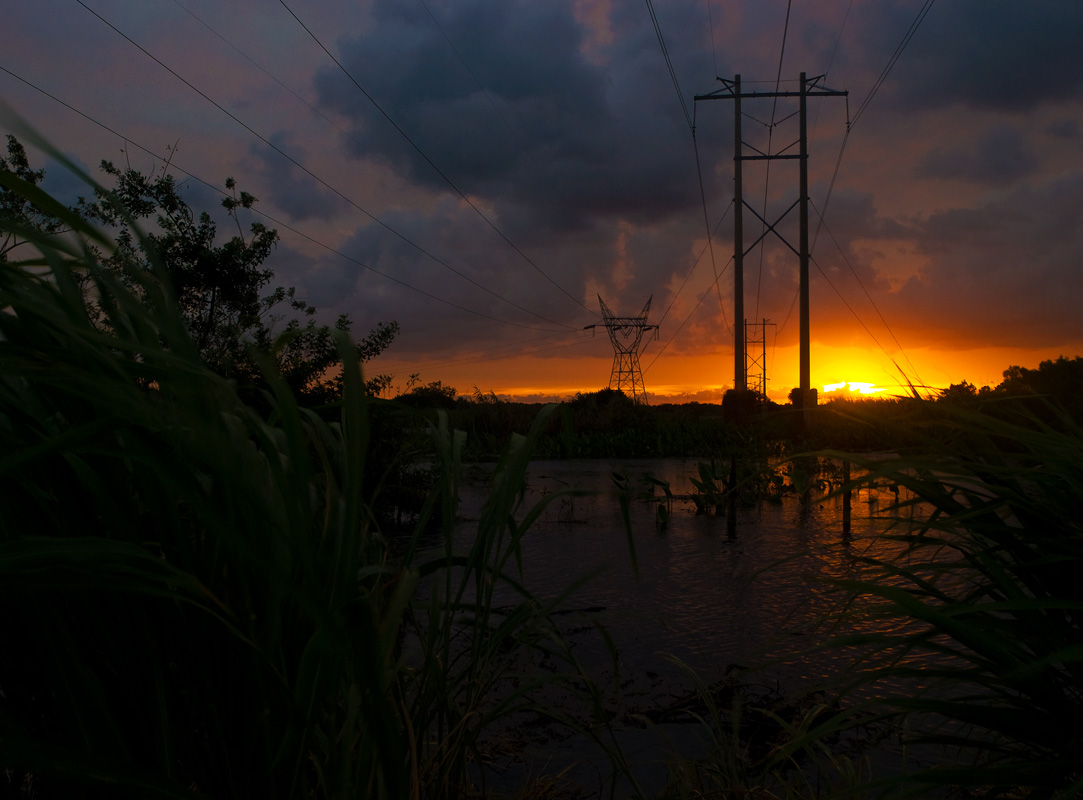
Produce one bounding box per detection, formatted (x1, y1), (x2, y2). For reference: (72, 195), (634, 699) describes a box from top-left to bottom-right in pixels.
(4, 131), (1083, 798)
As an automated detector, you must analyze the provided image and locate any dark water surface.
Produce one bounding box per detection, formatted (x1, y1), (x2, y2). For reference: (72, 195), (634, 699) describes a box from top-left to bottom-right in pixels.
(455, 458), (905, 687)
(450, 458), (925, 794)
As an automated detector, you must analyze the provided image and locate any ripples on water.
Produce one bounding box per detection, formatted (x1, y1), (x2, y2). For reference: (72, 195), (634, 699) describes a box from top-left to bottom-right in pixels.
(440, 458), (959, 792)
(453, 458), (918, 692)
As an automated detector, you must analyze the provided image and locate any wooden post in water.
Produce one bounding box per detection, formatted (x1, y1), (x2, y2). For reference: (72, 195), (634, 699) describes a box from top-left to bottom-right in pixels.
(727, 455), (738, 538)
(842, 459), (852, 538)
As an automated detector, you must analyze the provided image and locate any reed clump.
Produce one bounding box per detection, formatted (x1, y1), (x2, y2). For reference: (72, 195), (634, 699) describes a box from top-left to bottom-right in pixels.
(0, 136), (612, 799)
(822, 400), (1083, 799)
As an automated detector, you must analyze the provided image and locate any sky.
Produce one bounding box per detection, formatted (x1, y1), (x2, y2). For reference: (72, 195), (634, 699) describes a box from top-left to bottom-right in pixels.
(4, 0), (1083, 403)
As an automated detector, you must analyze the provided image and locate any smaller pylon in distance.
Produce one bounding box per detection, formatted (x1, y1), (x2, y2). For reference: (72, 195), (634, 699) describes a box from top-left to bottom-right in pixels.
(584, 295), (659, 404)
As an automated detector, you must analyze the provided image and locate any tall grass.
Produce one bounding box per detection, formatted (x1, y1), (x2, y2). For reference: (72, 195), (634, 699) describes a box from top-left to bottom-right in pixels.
(825, 401), (1083, 798)
(0, 134), (615, 798)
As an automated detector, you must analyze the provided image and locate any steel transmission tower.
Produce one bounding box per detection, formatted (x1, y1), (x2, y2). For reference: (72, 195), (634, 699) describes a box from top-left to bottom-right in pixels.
(585, 295), (659, 404)
(695, 73), (846, 424)
(744, 318), (775, 399)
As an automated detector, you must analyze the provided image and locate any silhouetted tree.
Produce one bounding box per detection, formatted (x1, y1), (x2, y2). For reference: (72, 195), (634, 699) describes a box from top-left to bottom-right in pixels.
(995, 356), (1083, 422)
(0, 134), (67, 261)
(939, 380), (985, 403)
(76, 158), (397, 406)
(2, 136), (399, 407)
(396, 380), (459, 410)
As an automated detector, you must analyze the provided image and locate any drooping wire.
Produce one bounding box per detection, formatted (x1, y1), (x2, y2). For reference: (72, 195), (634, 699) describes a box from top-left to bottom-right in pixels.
(278, 0), (596, 317)
(171, 0), (484, 220)
(769, 0), (793, 125)
(0, 64), (568, 334)
(656, 198), (734, 330)
(415, 0), (535, 166)
(645, 0), (694, 132)
(850, 0), (937, 131)
(381, 330), (585, 377)
(704, 0), (719, 76)
(70, 0), (579, 330)
(754, 0), (793, 322)
(169, 0), (342, 134)
(810, 252), (914, 387)
(644, 254), (735, 375)
(810, 199), (924, 385)
(778, 0), (935, 374)
(692, 130), (731, 333)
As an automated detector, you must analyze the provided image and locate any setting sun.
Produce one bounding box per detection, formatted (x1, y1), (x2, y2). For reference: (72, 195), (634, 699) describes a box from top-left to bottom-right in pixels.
(822, 380), (887, 397)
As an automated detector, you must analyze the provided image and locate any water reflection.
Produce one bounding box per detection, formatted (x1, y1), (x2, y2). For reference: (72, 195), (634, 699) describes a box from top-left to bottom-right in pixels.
(453, 458), (910, 694)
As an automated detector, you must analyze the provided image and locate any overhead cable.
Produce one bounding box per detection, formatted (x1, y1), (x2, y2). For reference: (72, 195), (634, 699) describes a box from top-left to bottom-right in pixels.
(850, 0), (937, 130)
(0, 64), (566, 334)
(70, 0), (578, 330)
(645, 0), (693, 132)
(810, 199), (924, 385)
(278, 0), (595, 317)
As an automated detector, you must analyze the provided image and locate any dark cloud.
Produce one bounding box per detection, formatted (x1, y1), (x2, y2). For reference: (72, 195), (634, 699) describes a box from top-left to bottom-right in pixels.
(246, 132), (348, 222)
(916, 124), (1037, 185)
(314, 0), (709, 235)
(885, 171), (1083, 348)
(7, 0), (1083, 395)
(1046, 118), (1081, 140)
(875, 0), (1083, 114)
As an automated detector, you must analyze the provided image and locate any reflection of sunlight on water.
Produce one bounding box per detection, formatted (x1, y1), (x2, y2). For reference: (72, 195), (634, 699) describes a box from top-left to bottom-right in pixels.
(453, 458), (925, 695)
(448, 458), (957, 791)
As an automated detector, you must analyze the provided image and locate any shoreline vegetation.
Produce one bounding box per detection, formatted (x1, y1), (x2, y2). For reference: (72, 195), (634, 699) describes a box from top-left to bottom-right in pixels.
(5, 133), (1083, 798)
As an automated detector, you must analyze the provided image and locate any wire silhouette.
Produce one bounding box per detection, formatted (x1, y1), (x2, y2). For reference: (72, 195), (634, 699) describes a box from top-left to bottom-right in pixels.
(279, 0), (595, 317)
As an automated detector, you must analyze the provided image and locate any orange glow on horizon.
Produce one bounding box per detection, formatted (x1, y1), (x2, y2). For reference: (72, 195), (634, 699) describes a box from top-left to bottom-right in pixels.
(822, 380), (888, 397)
(379, 343), (1083, 405)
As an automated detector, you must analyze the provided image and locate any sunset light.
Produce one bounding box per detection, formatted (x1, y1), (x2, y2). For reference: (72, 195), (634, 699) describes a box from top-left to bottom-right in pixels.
(822, 381), (886, 397)
(4, 2), (1082, 402)
(8, 5), (1083, 795)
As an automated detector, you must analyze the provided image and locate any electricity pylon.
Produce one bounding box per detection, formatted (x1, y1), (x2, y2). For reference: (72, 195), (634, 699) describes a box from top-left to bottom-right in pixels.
(744, 318), (775, 400)
(585, 295), (659, 404)
(695, 73), (847, 425)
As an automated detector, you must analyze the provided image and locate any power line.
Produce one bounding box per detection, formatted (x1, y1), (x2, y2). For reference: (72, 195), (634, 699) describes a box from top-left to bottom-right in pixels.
(169, 0), (342, 134)
(656, 197), (733, 330)
(704, 0), (719, 77)
(644, 254), (735, 376)
(278, 0), (595, 317)
(769, 0), (793, 125)
(0, 64), (567, 334)
(809, 199), (924, 385)
(755, 0), (793, 321)
(645, 0), (693, 132)
(810, 252), (912, 385)
(70, 0), (579, 331)
(850, 0), (937, 130)
(415, 0), (534, 163)
(380, 330), (584, 377)
(774, 0), (934, 383)
(692, 137), (732, 332)
(171, 0), (476, 219)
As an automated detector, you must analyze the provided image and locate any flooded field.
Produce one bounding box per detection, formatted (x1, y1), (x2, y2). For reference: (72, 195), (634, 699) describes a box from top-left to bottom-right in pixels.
(448, 458), (927, 794)
(456, 458), (906, 684)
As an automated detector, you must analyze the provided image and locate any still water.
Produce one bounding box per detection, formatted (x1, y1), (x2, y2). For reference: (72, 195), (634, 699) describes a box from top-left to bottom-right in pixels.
(448, 458), (924, 794)
(454, 457), (904, 691)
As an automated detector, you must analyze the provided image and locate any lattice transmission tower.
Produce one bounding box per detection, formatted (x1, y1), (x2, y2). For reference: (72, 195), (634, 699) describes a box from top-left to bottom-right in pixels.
(744, 318), (775, 400)
(585, 295), (659, 404)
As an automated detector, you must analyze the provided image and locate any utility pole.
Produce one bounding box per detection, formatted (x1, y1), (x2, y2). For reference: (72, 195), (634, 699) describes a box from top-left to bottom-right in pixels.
(694, 74), (846, 424)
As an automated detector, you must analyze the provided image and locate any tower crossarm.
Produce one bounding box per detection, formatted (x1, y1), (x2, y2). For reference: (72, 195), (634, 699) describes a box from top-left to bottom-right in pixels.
(591, 295), (659, 404)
